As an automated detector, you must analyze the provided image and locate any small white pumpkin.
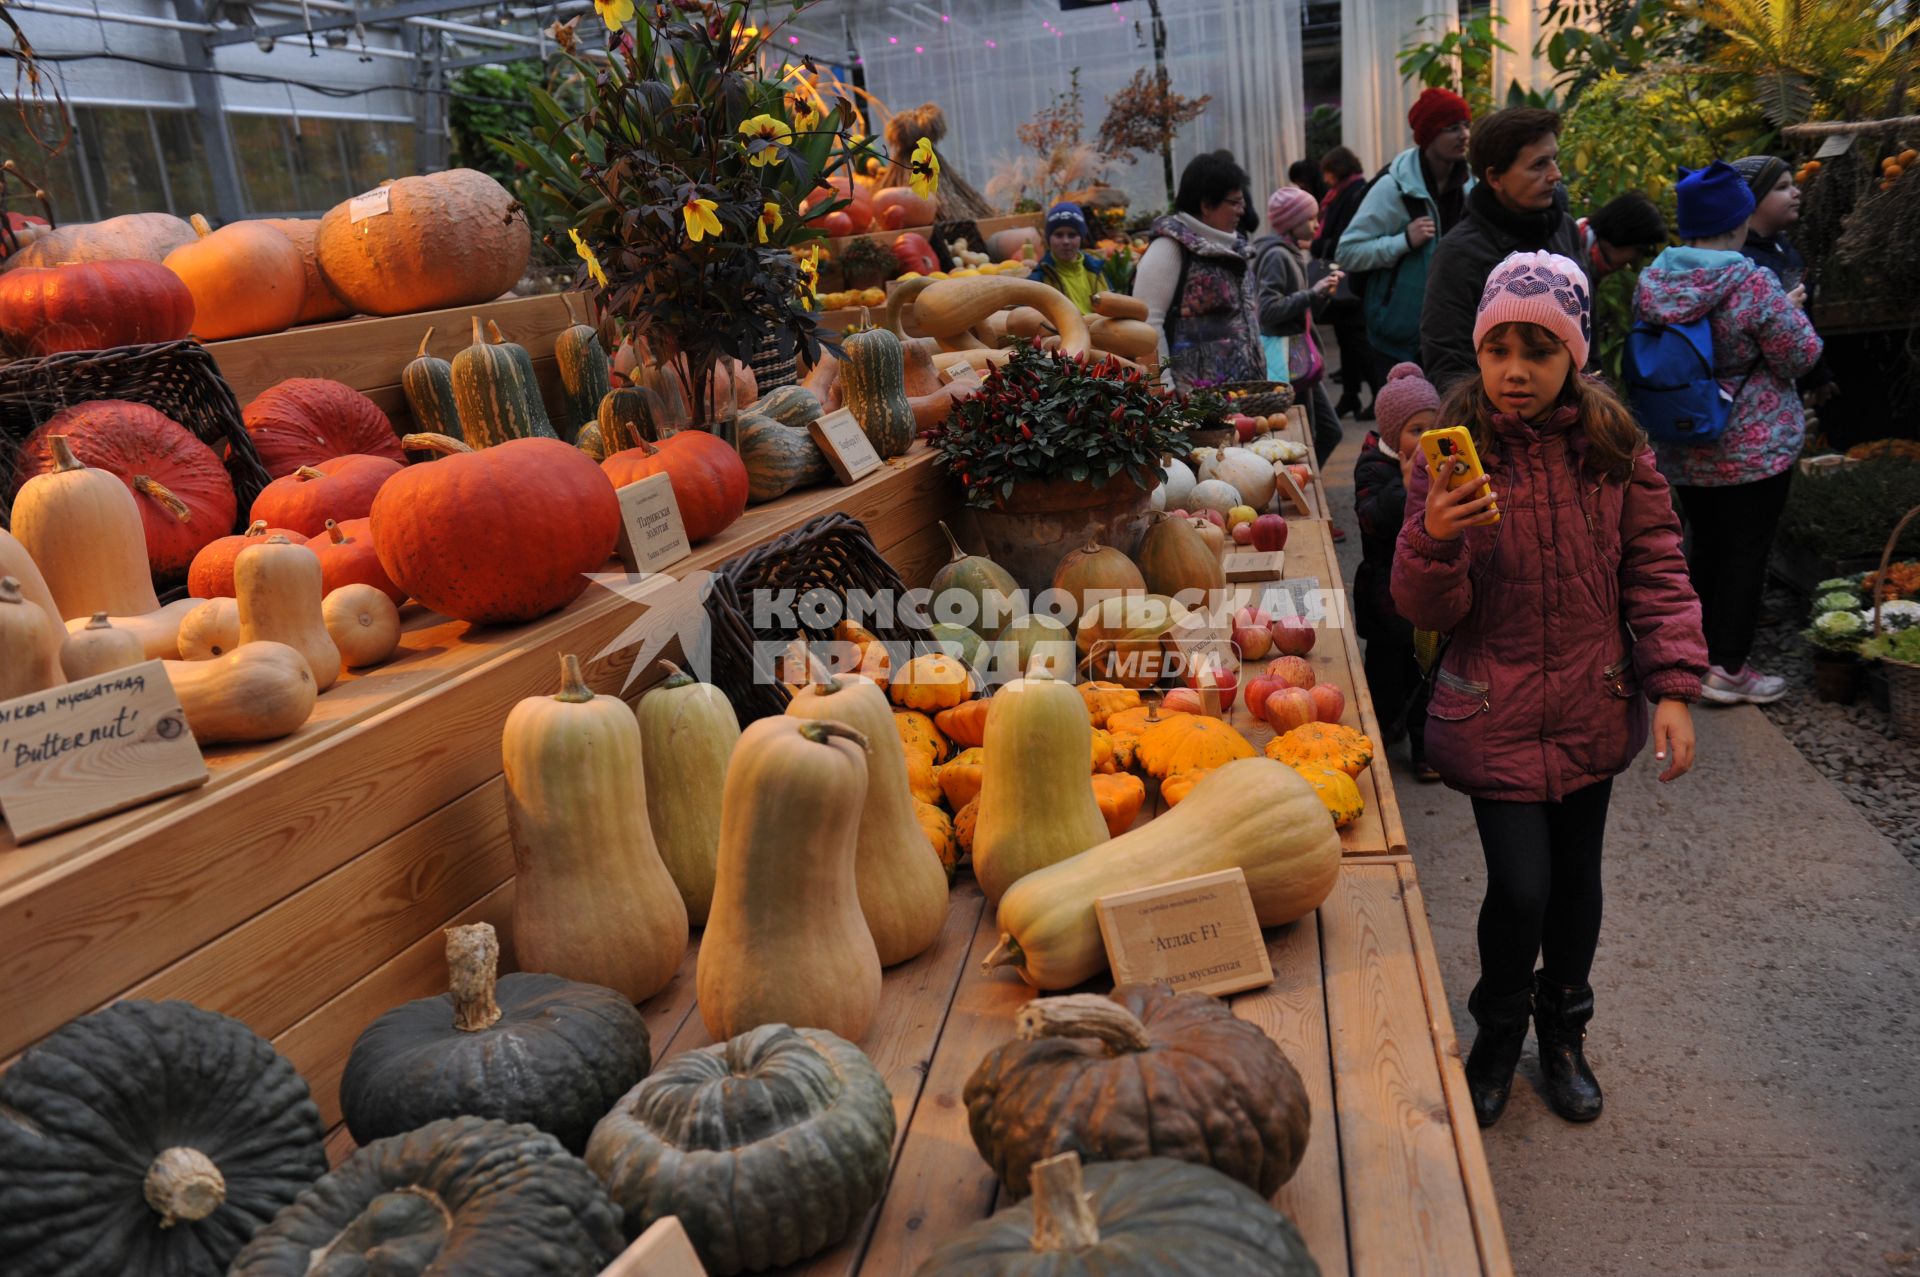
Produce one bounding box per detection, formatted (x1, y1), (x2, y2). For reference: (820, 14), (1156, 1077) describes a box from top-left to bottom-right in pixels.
(1187, 478), (1243, 516)
(1211, 447), (1276, 511)
(1160, 458), (1196, 509)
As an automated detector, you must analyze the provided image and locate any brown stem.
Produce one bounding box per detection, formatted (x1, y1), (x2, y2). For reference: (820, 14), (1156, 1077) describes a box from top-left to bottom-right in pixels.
(804, 648), (843, 694)
(469, 315), (485, 347)
(416, 326), (435, 359)
(562, 292), (580, 325)
(938, 520), (967, 565)
(402, 432), (473, 455)
(555, 652), (594, 703)
(486, 318), (508, 345)
(85, 612), (112, 630)
(1028, 1152), (1100, 1253)
(293, 465), (328, 482)
(444, 922), (502, 1031)
(48, 434), (84, 472)
(0, 577), (21, 606)
(264, 534), (293, 545)
(133, 476), (191, 522)
(656, 659), (695, 690)
(1015, 993), (1152, 1053)
(244, 519), (269, 537)
(324, 520), (346, 545)
(796, 718), (869, 751)
(144, 1146), (225, 1227)
(982, 935), (1023, 970)
(188, 212), (212, 239)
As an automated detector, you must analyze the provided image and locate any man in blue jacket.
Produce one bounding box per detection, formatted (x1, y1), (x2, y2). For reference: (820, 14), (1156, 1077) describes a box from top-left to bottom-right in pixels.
(1029, 202), (1109, 313)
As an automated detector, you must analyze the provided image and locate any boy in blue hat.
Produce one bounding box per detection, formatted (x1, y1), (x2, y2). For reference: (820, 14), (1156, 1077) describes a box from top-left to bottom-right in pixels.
(1029, 202), (1109, 313)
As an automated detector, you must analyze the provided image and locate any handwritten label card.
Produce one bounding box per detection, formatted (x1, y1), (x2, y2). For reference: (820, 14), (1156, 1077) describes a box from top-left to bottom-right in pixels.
(0, 661), (207, 843)
(1096, 868), (1274, 997)
(348, 185), (392, 222)
(807, 408), (883, 484)
(613, 473), (693, 574)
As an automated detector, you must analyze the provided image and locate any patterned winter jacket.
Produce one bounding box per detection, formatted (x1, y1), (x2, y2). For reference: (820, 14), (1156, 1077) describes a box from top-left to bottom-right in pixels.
(1632, 246), (1824, 488)
(1148, 214), (1264, 390)
(1393, 404), (1708, 802)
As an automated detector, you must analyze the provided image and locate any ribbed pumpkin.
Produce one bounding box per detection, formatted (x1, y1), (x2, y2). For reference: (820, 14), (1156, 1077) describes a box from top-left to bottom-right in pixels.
(371, 435), (620, 624)
(1266, 722), (1375, 777)
(554, 296), (610, 442)
(1052, 537), (1147, 621)
(248, 453), (399, 538)
(256, 218), (352, 324)
(736, 411), (831, 502)
(16, 404), (236, 580)
(1136, 714), (1255, 779)
(929, 520), (1021, 640)
(307, 517), (406, 604)
(752, 383), (823, 428)
(188, 520), (300, 599)
(0, 259), (195, 356)
(0, 211), (195, 271)
(602, 431), (748, 543)
(454, 316), (556, 447)
(1136, 512), (1225, 604)
(577, 386), (662, 461)
(242, 378), (403, 477)
(400, 326), (461, 438)
(315, 171), (530, 316)
(840, 319), (917, 458)
(162, 214), (304, 340)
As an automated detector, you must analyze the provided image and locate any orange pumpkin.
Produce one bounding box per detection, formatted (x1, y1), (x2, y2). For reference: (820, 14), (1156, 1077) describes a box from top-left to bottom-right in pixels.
(601, 431), (748, 543)
(1091, 771), (1145, 836)
(934, 697), (991, 748)
(307, 517), (407, 605)
(258, 218), (353, 325)
(243, 378), (404, 477)
(249, 453), (400, 538)
(872, 187), (935, 229)
(188, 519), (302, 598)
(0, 259), (195, 356)
(162, 214), (305, 340)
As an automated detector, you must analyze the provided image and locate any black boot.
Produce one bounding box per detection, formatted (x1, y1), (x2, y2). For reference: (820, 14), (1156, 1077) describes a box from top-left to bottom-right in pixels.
(1533, 974), (1604, 1122)
(1463, 982), (1533, 1127)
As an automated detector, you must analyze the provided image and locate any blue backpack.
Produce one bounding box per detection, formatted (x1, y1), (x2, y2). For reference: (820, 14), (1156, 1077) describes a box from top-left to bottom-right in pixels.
(1622, 315), (1741, 446)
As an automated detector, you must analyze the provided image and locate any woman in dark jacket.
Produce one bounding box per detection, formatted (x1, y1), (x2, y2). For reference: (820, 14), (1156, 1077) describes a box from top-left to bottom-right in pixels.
(1313, 145), (1380, 417)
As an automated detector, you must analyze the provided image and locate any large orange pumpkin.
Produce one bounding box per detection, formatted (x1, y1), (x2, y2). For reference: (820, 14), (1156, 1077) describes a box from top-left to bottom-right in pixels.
(162, 214), (305, 340)
(871, 186), (935, 229)
(601, 431), (748, 543)
(0, 259), (195, 356)
(243, 378), (404, 477)
(258, 218), (353, 325)
(308, 517), (406, 605)
(314, 170), (530, 316)
(249, 453), (401, 538)
(370, 436), (619, 624)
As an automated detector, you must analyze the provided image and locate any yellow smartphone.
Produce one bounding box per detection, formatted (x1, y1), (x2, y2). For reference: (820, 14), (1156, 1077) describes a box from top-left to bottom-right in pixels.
(1419, 426), (1500, 524)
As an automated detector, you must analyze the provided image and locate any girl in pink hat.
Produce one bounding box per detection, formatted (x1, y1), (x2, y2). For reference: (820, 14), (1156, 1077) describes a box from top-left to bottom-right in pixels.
(1393, 250), (1709, 1129)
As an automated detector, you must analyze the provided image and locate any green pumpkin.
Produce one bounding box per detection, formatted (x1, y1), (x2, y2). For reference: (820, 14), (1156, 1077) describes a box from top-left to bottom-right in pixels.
(929, 520), (1022, 640)
(554, 296), (611, 444)
(840, 321), (917, 459)
(753, 383), (824, 429)
(401, 325), (461, 438)
(736, 411), (831, 503)
(987, 613), (1075, 682)
(598, 386), (666, 451)
(928, 622), (983, 665)
(453, 315), (556, 448)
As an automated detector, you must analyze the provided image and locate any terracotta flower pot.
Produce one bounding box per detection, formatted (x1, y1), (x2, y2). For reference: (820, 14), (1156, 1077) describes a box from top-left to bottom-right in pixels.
(964, 473), (1154, 597)
(1811, 651), (1862, 704)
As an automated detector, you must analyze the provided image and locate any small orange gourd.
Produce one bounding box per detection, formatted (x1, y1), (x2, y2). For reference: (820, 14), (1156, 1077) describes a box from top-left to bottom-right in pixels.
(938, 746), (987, 811)
(894, 708), (950, 763)
(934, 697), (991, 748)
(1266, 722), (1375, 777)
(889, 652), (973, 711)
(1137, 714), (1255, 779)
(176, 597), (241, 661)
(1077, 680), (1142, 729)
(1090, 772), (1145, 836)
(1290, 762), (1365, 828)
(322, 583), (402, 668)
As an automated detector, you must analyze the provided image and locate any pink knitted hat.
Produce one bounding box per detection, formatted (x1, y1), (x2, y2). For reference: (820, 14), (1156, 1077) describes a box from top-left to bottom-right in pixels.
(1266, 186), (1319, 234)
(1372, 363), (1440, 450)
(1472, 250), (1591, 369)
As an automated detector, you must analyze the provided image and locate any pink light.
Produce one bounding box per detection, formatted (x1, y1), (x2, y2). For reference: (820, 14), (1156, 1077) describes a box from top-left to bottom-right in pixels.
(887, 35), (897, 43)
(940, 13), (949, 20)
(788, 35), (798, 43)
(985, 38), (996, 47)
(913, 44), (923, 52)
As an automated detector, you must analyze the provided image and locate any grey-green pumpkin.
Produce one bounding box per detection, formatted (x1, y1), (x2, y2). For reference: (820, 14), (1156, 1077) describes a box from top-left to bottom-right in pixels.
(554, 295), (611, 444)
(453, 315), (556, 447)
(929, 520), (1022, 640)
(401, 326), (461, 438)
(736, 411), (832, 503)
(839, 322), (917, 459)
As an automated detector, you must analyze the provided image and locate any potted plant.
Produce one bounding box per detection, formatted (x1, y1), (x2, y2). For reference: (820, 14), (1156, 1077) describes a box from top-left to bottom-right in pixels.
(838, 237), (898, 292)
(923, 341), (1196, 591)
(1803, 584), (1870, 703)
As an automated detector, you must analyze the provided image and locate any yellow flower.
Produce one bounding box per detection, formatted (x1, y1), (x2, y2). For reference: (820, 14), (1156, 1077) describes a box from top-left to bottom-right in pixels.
(682, 196), (722, 243)
(908, 136), (941, 200)
(593, 0), (633, 31)
(568, 228), (608, 288)
(758, 201), (783, 244)
(796, 253), (819, 300)
(738, 114), (792, 167)
(785, 88), (823, 132)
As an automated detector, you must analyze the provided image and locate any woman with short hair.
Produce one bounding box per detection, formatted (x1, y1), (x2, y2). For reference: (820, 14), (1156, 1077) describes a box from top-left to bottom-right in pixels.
(1131, 150), (1265, 389)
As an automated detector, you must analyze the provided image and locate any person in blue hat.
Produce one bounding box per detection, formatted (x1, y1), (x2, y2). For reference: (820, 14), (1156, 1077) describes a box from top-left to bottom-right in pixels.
(1029, 202), (1109, 314)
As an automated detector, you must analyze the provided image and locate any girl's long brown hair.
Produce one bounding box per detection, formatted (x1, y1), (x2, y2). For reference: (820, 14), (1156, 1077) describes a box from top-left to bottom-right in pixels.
(1437, 322), (1646, 483)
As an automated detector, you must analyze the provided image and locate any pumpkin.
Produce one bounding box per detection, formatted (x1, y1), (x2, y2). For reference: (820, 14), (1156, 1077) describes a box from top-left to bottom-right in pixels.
(554, 295), (610, 442)
(176, 596), (241, 661)
(912, 1152), (1318, 1277)
(229, 1117), (622, 1277)
(454, 316), (556, 447)
(930, 520), (1022, 640)
(928, 621), (983, 664)
(0, 530), (68, 689)
(372, 435), (620, 625)
(506, 654), (689, 1002)
(0, 578), (60, 698)
(905, 747), (942, 805)
(17, 405), (235, 581)
(58, 610), (144, 681)
(973, 667), (1111, 905)
(986, 225), (1043, 262)
(322, 583), (401, 667)
(1077, 680), (1142, 729)
(307, 517), (406, 605)
(954, 795), (980, 855)
(1267, 722), (1375, 777)
(1185, 514), (1227, 557)
(939, 745), (987, 810)
(1104, 697), (1186, 739)
(164, 641), (317, 742)
(1137, 713), (1255, 779)
(1186, 477), (1243, 516)
(11, 433), (160, 620)
(892, 230), (939, 275)
(736, 411), (831, 502)
(1160, 767), (1212, 806)
(189, 520), (298, 598)
(840, 320), (918, 459)
(401, 326), (462, 439)
(893, 707), (950, 763)
(248, 453), (399, 538)
(698, 717), (882, 1040)
(0, 211), (195, 271)
(314, 169), (531, 316)
(753, 383), (824, 428)
(1290, 761), (1364, 828)
(235, 535), (339, 690)
(242, 378), (403, 477)
(935, 696), (991, 748)
(253, 217), (351, 325)
(1077, 594), (1189, 689)
(1203, 446), (1278, 510)
(990, 614), (1078, 683)
(1089, 726), (1117, 772)
(636, 661), (741, 926)
(917, 799), (961, 881)
(1091, 771), (1144, 836)
(1052, 537), (1147, 622)
(988, 759), (1341, 989)
(602, 430), (748, 543)
(872, 185), (936, 228)
(965, 987), (1310, 1198)
(889, 651), (973, 711)
(163, 214), (304, 339)
(340, 921), (652, 1155)
(586, 1025), (895, 1276)
(1136, 513), (1225, 605)
(0, 258), (195, 356)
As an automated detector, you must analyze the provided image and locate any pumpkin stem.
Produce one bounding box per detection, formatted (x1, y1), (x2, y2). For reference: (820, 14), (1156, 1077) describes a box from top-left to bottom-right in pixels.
(293, 465), (328, 482)
(795, 719), (869, 751)
(555, 653), (595, 703)
(401, 432), (473, 456)
(803, 649), (843, 694)
(562, 292), (579, 325)
(982, 934), (1024, 971)
(264, 534), (293, 545)
(417, 326), (435, 358)
(1015, 993), (1153, 1053)
(47, 434), (84, 473)
(655, 659), (696, 690)
(245, 519), (269, 537)
(144, 1146), (226, 1227)
(938, 520), (967, 565)
(325, 519), (346, 545)
(470, 315), (485, 346)
(85, 611), (112, 630)
(487, 318), (508, 345)
(0, 577), (21, 606)
(188, 212), (212, 239)
(444, 922), (503, 1032)
(1028, 1152), (1100, 1253)
(133, 476), (192, 523)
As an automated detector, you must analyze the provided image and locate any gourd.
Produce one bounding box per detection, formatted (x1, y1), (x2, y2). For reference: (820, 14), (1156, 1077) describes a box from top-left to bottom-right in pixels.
(1267, 721), (1375, 777)
(1186, 477), (1243, 516)
(401, 326), (461, 438)
(314, 169), (531, 316)
(188, 520), (299, 598)
(918, 799), (960, 880)
(990, 613), (1076, 682)
(307, 517), (406, 604)
(372, 435), (620, 625)
(736, 411), (831, 502)
(697, 716), (882, 1041)
(242, 378), (403, 476)
(0, 258), (195, 356)
(840, 319), (918, 458)
(929, 520), (1021, 639)
(235, 535), (339, 691)
(162, 214), (305, 339)
(454, 316), (556, 447)
(248, 453), (400, 538)
(753, 383), (823, 427)
(964, 987), (1310, 1198)
(323, 583), (401, 667)
(602, 430), (748, 543)
(1156, 457), (1196, 510)
(954, 795), (980, 855)
(871, 185), (936, 228)
(1093, 290), (1151, 321)
(576, 385), (660, 461)
(0, 532), (65, 690)
(1076, 594), (1188, 689)
(889, 651), (973, 712)
(988, 758), (1341, 989)
(12, 434), (160, 620)
(586, 1025), (895, 1277)
(0, 999), (327, 1277)
(1160, 768), (1211, 806)
(177, 596), (241, 660)
(1136, 713), (1255, 778)
(1077, 680), (1142, 729)
(928, 621), (983, 665)
(934, 696), (991, 748)
(340, 922), (652, 1155)
(911, 1152), (1319, 1277)
(0, 578), (60, 698)
(256, 217), (352, 324)
(505, 654), (689, 1003)
(554, 294), (610, 442)
(893, 707), (949, 763)
(1137, 513), (1225, 603)
(1290, 761), (1365, 828)
(58, 610), (143, 681)
(61, 599), (202, 662)
(164, 642), (318, 743)
(1091, 771), (1145, 836)
(938, 746), (986, 810)
(915, 275), (1093, 356)
(789, 673), (950, 967)
(0, 210), (196, 271)
(635, 660), (740, 926)
(1052, 537), (1146, 621)
(229, 1117), (622, 1277)
(972, 666), (1110, 905)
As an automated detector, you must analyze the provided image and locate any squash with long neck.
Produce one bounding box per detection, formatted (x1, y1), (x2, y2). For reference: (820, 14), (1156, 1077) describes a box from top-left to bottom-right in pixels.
(234, 535), (341, 692)
(12, 435), (160, 621)
(633, 661), (739, 925)
(0, 530), (67, 691)
(971, 666), (1110, 905)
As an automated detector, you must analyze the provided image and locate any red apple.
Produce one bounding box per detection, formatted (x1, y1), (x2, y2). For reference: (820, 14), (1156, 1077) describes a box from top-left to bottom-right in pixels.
(1266, 655), (1315, 690)
(1309, 681), (1345, 723)
(1231, 522), (1254, 545)
(1184, 657), (1238, 699)
(1271, 614), (1317, 655)
(1250, 513), (1289, 552)
(1194, 508), (1225, 530)
(1234, 606), (1273, 630)
(1233, 413), (1259, 443)
(1264, 687), (1316, 734)
(1233, 624), (1273, 661)
(1162, 687), (1206, 714)
(1243, 674), (1283, 721)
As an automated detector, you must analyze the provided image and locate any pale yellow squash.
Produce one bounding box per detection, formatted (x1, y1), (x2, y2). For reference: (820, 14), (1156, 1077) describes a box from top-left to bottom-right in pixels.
(971, 667), (1110, 905)
(633, 660), (740, 926)
(61, 597), (203, 661)
(58, 612), (145, 682)
(13, 435), (160, 620)
(0, 529), (68, 690)
(235, 535), (340, 691)
(0, 578), (60, 700)
(322, 584), (401, 668)
(176, 597), (241, 661)
(163, 641), (317, 744)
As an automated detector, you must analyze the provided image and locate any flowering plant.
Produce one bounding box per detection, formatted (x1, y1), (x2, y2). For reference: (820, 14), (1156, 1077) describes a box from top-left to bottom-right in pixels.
(1804, 608), (1867, 654)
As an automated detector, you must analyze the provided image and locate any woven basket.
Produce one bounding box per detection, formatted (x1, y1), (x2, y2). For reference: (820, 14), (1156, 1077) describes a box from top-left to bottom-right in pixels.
(703, 511), (937, 724)
(0, 340), (267, 531)
(1214, 380), (1295, 418)
(1871, 504), (1920, 741)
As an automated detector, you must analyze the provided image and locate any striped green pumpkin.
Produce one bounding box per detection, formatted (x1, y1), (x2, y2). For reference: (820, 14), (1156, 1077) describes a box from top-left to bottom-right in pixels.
(753, 384), (823, 429)
(452, 316), (555, 448)
(598, 386), (666, 452)
(737, 411), (831, 503)
(840, 323), (917, 459)
(401, 326), (461, 438)
(554, 296), (610, 444)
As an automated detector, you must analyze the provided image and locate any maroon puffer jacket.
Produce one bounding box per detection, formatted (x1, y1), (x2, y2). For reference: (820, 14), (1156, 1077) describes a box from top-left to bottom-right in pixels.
(1392, 405), (1707, 802)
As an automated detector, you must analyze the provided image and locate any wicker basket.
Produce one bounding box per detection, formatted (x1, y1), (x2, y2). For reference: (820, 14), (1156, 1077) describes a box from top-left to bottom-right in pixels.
(1870, 504), (1920, 741)
(1214, 380), (1295, 418)
(0, 340), (268, 531)
(703, 511), (937, 724)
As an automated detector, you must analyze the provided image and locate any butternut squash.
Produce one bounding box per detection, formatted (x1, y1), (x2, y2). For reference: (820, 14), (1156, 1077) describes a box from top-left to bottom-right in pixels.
(634, 660), (740, 926)
(59, 612), (144, 682)
(12, 435), (159, 620)
(59, 597), (201, 661)
(504, 653), (689, 1002)
(914, 277), (1091, 357)
(971, 667), (1110, 905)
(176, 597), (240, 660)
(322, 583), (401, 668)
(697, 716), (881, 1041)
(0, 578), (60, 700)
(163, 640), (318, 744)
(1092, 291), (1150, 321)
(0, 529), (67, 690)
(788, 673), (949, 966)
(1087, 315), (1159, 361)
(986, 758), (1341, 989)
(235, 535), (340, 691)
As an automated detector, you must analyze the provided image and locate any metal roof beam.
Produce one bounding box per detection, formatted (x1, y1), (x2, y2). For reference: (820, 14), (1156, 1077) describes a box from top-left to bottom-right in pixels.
(204, 0), (492, 46)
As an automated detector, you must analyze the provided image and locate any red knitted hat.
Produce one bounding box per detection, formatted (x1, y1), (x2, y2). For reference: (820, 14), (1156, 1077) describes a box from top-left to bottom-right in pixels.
(1408, 88), (1471, 148)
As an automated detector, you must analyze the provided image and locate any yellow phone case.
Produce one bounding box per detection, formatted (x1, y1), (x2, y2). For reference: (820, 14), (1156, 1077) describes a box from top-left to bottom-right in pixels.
(1419, 426), (1500, 524)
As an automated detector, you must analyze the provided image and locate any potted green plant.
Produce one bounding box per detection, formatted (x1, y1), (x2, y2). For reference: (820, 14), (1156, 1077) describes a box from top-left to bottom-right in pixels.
(1803, 587), (1869, 703)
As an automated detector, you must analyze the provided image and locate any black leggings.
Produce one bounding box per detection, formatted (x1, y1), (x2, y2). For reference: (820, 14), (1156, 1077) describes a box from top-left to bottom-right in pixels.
(1675, 469), (1792, 672)
(1469, 778), (1613, 996)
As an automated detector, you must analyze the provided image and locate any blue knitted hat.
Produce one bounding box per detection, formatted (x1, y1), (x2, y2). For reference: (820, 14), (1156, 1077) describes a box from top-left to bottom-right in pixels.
(1675, 161), (1756, 240)
(1045, 202), (1090, 240)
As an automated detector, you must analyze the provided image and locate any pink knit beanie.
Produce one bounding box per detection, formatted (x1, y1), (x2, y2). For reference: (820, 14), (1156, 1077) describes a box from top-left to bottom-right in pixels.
(1266, 186), (1319, 235)
(1472, 250), (1591, 370)
(1372, 363), (1440, 450)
